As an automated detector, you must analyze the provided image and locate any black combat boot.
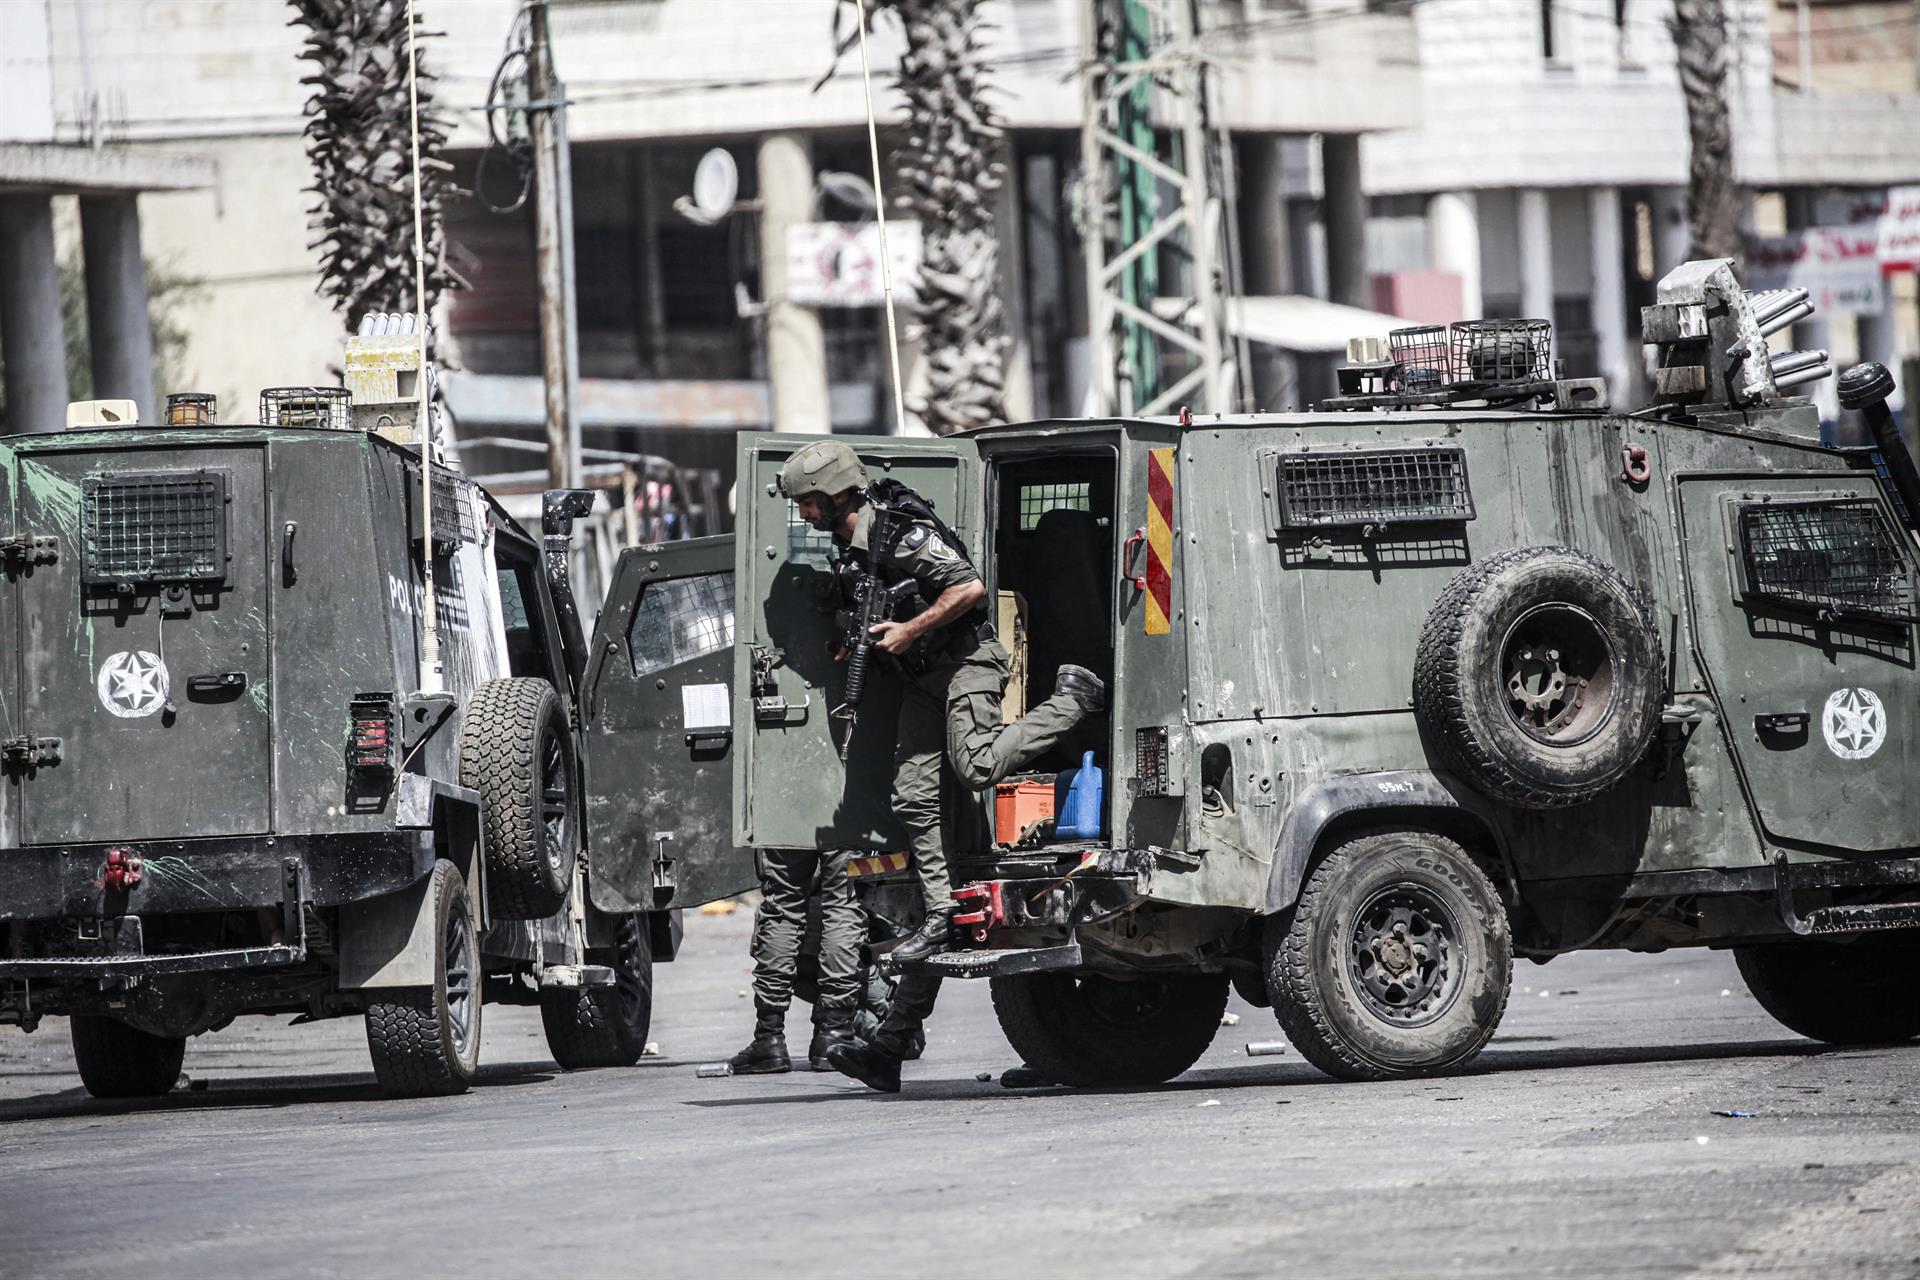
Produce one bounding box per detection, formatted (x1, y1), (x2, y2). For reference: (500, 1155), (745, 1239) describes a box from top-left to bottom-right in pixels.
(808, 1001), (856, 1072)
(887, 906), (956, 967)
(1054, 663), (1108, 712)
(825, 1037), (903, 1093)
(727, 1003), (791, 1075)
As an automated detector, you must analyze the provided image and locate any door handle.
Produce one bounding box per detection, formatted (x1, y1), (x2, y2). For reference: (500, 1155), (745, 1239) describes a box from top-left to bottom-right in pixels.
(1754, 711), (1808, 734)
(282, 521), (298, 582)
(1123, 527), (1146, 592)
(187, 672), (248, 698)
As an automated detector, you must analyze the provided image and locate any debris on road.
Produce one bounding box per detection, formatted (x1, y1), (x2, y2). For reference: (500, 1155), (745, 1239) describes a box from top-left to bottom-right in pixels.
(975, 1072), (992, 1082)
(1711, 1109), (1757, 1118)
(1245, 1041), (1288, 1057)
(1220, 1012), (1240, 1026)
(642, 1042), (661, 1057)
(695, 1063), (733, 1078)
(1196, 1099), (1221, 1107)
(1000, 1066), (1054, 1089)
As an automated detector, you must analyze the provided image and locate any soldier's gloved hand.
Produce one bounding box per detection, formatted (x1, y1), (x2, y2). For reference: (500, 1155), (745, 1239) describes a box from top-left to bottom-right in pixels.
(869, 620), (913, 656)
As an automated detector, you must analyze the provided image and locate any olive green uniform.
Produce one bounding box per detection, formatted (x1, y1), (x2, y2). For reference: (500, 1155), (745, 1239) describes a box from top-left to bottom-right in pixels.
(842, 503), (1091, 914)
(748, 847), (862, 1016)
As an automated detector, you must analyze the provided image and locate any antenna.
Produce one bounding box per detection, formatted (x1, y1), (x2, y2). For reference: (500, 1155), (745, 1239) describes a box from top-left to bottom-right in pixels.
(406, 0), (443, 694)
(854, 3), (908, 435)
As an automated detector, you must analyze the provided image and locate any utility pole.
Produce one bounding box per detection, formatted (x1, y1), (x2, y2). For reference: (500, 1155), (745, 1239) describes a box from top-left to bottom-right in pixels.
(528, 0), (582, 489)
(1079, 0), (1241, 417)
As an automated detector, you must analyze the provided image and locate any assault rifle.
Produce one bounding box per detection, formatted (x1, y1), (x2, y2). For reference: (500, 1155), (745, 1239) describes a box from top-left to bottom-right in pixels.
(832, 504), (921, 760)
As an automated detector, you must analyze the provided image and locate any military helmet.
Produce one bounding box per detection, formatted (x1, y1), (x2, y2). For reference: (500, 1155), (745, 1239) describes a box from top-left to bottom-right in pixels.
(777, 439), (868, 499)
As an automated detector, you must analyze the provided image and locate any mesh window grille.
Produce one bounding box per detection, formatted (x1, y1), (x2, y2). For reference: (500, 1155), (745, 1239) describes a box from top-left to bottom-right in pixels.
(1739, 499), (1916, 623)
(1019, 482), (1091, 530)
(82, 470), (228, 584)
(1276, 448), (1474, 528)
(628, 572), (736, 677)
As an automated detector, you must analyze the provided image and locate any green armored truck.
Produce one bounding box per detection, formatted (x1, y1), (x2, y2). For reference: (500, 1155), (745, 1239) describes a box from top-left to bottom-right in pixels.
(589, 257), (1920, 1087)
(0, 339), (678, 1099)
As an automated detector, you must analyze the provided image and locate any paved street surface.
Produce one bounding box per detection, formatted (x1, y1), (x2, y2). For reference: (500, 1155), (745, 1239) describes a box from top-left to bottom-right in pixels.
(1, 913), (1916, 1279)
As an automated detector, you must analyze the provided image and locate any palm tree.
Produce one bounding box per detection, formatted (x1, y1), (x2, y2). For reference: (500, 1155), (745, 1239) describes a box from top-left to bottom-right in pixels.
(857, 0), (1010, 434)
(1669, 0), (1739, 262)
(290, 0), (457, 329)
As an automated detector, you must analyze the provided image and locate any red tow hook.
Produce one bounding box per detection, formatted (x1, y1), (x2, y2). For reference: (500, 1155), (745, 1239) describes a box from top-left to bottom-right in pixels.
(102, 848), (143, 892)
(951, 881), (1006, 943)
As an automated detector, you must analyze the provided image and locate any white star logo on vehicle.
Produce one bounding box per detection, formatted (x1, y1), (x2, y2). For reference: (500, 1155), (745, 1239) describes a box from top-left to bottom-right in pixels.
(96, 650), (170, 719)
(1821, 687), (1886, 761)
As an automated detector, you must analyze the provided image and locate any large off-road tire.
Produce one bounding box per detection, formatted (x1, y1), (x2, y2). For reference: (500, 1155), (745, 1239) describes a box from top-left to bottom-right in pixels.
(69, 1016), (186, 1099)
(1414, 546), (1663, 808)
(1734, 935), (1920, 1045)
(460, 677), (575, 920)
(542, 912), (654, 1069)
(989, 970), (1229, 1087)
(365, 861), (482, 1098)
(1266, 829), (1511, 1081)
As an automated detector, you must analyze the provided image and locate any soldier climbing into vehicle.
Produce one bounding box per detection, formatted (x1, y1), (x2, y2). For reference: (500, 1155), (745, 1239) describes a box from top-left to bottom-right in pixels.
(775, 438), (1108, 1092)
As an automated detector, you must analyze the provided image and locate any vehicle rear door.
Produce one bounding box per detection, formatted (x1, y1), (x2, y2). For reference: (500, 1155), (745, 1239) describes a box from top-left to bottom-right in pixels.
(14, 442), (273, 845)
(1678, 472), (1920, 853)
(734, 433), (982, 851)
(580, 534), (755, 909)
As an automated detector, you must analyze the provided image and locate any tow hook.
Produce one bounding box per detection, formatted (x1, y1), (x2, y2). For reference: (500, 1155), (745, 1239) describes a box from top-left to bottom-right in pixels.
(101, 848), (143, 892)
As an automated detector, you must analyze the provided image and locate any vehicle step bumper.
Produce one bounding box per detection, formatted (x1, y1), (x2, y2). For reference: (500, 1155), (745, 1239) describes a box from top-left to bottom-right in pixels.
(899, 942), (1084, 980)
(1773, 851), (1920, 937)
(0, 943), (307, 980)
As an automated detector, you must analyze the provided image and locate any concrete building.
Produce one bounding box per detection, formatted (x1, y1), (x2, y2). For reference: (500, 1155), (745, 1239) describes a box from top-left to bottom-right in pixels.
(1360, 0), (1920, 422)
(8, 0), (1423, 483)
(0, 1), (214, 434)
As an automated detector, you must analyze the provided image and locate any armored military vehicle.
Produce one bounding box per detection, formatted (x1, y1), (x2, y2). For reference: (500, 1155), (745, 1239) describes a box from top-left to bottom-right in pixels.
(602, 258), (1920, 1088)
(0, 354), (682, 1099)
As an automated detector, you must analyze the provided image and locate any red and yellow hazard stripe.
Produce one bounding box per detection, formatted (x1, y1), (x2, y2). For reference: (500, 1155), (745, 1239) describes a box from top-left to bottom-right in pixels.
(1145, 447), (1174, 635)
(847, 852), (910, 879)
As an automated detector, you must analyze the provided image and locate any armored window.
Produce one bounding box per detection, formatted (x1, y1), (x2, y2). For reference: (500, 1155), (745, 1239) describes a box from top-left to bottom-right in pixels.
(786, 507), (837, 569)
(1018, 482), (1091, 531)
(1738, 499), (1915, 624)
(628, 572), (736, 677)
(1275, 447), (1474, 529)
(82, 469), (228, 585)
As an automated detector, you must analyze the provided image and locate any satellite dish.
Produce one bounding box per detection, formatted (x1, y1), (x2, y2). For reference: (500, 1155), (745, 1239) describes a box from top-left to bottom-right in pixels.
(691, 149), (739, 223)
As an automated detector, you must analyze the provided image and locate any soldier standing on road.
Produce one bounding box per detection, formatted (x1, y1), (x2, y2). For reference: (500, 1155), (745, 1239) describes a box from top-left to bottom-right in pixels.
(728, 849), (863, 1073)
(775, 439), (1106, 1093)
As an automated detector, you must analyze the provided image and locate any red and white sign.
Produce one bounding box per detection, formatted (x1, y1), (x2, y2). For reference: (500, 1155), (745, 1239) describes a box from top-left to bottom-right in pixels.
(786, 221), (922, 308)
(1877, 186), (1920, 273)
(1744, 221), (1884, 314)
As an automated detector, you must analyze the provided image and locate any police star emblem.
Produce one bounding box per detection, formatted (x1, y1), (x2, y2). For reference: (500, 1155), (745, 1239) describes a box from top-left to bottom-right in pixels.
(97, 650), (171, 719)
(1821, 687), (1886, 761)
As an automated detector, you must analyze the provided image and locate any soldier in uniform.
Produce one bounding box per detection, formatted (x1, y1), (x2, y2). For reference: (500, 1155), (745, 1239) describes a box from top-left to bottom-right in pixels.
(774, 439), (1106, 1093)
(727, 847), (863, 1074)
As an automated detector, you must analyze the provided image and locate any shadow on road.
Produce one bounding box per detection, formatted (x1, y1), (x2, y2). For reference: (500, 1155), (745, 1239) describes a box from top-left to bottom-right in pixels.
(679, 1036), (1867, 1106)
(0, 1058), (561, 1125)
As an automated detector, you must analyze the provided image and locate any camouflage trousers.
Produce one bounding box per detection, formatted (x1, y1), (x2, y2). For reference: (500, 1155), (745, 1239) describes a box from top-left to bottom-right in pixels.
(749, 848), (862, 1016)
(893, 639), (1090, 913)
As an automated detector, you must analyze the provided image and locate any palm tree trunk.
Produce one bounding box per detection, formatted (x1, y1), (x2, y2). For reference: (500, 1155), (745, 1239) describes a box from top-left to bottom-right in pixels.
(866, 0), (1010, 434)
(291, 0), (457, 330)
(1669, 0), (1740, 262)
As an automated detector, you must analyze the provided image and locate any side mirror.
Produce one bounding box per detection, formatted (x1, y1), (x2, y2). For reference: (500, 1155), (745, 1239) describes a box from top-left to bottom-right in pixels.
(542, 488), (597, 536)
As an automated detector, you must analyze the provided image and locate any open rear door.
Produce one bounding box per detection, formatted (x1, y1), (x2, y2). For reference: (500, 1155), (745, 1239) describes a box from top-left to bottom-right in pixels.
(580, 534), (754, 910)
(733, 433), (982, 851)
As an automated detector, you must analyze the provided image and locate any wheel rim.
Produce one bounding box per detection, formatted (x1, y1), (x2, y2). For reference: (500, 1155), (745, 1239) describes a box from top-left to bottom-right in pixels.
(614, 921), (647, 1030)
(540, 727), (571, 876)
(1498, 602), (1617, 745)
(1347, 882), (1465, 1028)
(445, 893), (476, 1056)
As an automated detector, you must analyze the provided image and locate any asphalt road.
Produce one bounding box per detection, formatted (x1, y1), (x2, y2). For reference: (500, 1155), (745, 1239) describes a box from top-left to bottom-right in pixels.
(1, 913), (1916, 1280)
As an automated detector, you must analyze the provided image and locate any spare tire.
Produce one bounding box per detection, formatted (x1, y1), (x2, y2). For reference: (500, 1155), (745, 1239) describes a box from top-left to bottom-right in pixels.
(1414, 546), (1663, 808)
(460, 677), (575, 919)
